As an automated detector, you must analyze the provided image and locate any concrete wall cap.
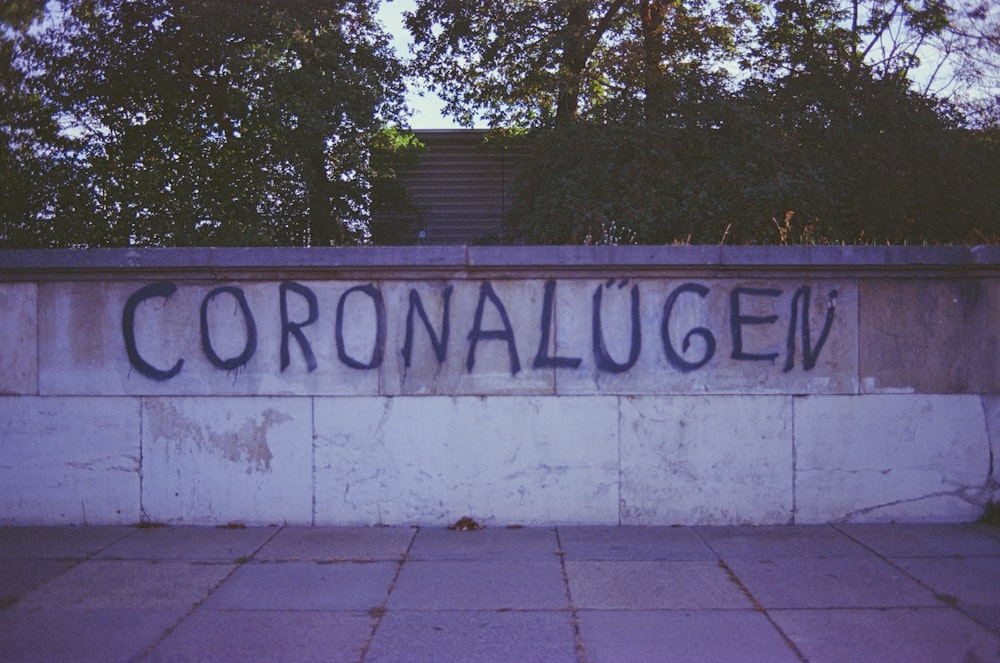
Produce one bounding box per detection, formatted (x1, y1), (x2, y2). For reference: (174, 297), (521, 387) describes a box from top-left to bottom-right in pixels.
(0, 245), (994, 277)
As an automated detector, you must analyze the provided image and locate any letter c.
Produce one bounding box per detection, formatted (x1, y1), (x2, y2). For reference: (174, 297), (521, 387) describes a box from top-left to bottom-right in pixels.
(122, 281), (184, 381)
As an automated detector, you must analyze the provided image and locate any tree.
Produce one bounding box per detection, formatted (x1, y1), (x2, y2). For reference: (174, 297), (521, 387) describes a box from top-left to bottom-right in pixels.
(506, 76), (1000, 245)
(3, 0), (408, 247)
(406, 0), (754, 127)
(738, 1), (1000, 244)
(0, 0), (62, 246)
(408, 0), (999, 245)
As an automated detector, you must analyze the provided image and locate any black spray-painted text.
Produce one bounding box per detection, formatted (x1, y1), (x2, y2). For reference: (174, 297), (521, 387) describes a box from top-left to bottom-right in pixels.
(122, 280), (838, 381)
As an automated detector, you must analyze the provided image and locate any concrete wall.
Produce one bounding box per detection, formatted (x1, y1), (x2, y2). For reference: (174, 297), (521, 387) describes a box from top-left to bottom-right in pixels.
(1, 246), (997, 526)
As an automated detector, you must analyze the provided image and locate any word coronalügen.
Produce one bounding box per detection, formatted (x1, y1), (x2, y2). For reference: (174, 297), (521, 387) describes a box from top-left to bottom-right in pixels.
(121, 279), (838, 381)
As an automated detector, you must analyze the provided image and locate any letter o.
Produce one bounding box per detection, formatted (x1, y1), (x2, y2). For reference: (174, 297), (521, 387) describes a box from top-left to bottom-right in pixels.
(336, 284), (386, 370)
(200, 286), (257, 371)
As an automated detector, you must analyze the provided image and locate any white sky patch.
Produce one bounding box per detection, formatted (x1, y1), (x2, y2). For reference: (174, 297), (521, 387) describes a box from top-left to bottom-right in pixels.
(378, 0), (469, 128)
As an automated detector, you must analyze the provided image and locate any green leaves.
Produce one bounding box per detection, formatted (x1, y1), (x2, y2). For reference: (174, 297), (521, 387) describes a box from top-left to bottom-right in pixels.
(1, 0), (410, 247)
(4, 0), (999, 247)
(408, 0), (999, 246)
(407, 0), (746, 127)
(504, 72), (1000, 246)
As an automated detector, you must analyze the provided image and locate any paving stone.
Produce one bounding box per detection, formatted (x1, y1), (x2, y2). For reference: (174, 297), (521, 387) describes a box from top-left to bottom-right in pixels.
(0, 608), (180, 663)
(557, 526), (716, 561)
(771, 607), (1000, 663)
(255, 526), (415, 561)
(577, 609), (800, 663)
(0, 559), (73, 607)
(696, 524), (876, 560)
(17, 560), (233, 610)
(366, 610), (577, 663)
(0, 526), (132, 560)
(836, 523), (1000, 558)
(202, 560), (397, 611)
(147, 609), (373, 663)
(98, 526), (278, 561)
(388, 561), (568, 610)
(566, 561), (751, 610)
(965, 605), (1000, 635)
(0, 523), (996, 661)
(894, 556), (1000, 607)
(725, 557), (937, 609)
(407, 527), (559, 560)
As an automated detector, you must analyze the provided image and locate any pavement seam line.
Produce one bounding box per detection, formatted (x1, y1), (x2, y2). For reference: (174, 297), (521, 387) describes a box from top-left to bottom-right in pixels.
(128, 524), (287, 663)
(830, 523), (999, 633)
(554, 527), (587, 663)
(715, 558), (810, 663)
(356, 525), (418, 662)
(692, 528), (809, 663)
(25, 525), (137, 602)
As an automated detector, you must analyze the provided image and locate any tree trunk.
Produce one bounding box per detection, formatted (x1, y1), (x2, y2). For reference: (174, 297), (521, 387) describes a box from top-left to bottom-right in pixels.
(641, 0), (670, 124)
(554, 0), (630, 127)
(555, 1), (590, 127)
(305, 148), (340, 246)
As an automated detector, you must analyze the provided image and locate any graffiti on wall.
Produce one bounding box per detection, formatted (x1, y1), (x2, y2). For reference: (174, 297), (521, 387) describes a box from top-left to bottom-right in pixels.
(121, 279), (838, 382)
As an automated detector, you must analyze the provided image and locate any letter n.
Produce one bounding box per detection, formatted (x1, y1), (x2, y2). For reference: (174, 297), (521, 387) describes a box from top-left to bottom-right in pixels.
(783, 287), (838, 372)
(402, 286), (452, 368)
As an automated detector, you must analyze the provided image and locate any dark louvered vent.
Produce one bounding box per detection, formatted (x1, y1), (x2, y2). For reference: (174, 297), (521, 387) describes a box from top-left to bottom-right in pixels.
(376, 130), (525, 245)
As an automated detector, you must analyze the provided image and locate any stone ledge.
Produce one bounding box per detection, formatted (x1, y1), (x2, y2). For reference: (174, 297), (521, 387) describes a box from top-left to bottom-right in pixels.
(0, 245), (993, 280)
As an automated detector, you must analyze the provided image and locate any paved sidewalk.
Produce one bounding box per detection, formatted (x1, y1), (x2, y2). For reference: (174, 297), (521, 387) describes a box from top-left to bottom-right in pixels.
(1, 523), (998, 662)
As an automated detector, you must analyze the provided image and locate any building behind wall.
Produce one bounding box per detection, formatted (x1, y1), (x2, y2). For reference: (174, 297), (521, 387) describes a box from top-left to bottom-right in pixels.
(372, 130), (525, 245)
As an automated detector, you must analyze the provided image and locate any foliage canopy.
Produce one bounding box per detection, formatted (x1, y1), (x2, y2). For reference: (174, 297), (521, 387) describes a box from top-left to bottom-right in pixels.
(2, 0), (1000, 246)
(408, 0), (1000, 245)
(2, 0), (410, 247)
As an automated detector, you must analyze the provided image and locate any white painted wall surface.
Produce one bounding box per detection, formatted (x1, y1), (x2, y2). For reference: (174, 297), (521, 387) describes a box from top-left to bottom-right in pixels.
(1, 246), (997, 525)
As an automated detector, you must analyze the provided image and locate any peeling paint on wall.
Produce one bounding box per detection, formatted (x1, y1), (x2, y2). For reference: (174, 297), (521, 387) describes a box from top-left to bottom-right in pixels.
(145, 399), (288, 475)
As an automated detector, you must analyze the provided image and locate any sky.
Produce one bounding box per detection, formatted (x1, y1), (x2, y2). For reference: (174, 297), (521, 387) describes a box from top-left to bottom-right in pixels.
(377, 0), (469, 129)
